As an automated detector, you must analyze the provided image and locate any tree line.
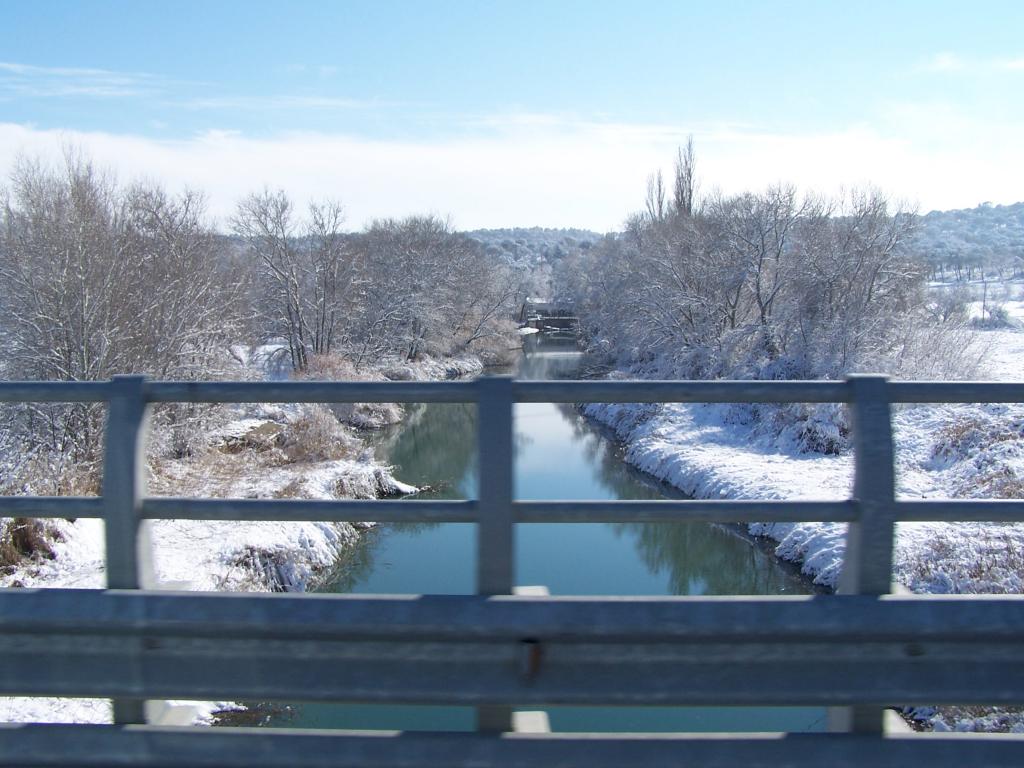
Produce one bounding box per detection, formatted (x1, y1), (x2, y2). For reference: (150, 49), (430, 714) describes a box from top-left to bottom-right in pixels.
(233, 190), (519, 372)
(555, 142), (964, 384)
(0, 152), (522, 462)
(910, 202), (1024, 283)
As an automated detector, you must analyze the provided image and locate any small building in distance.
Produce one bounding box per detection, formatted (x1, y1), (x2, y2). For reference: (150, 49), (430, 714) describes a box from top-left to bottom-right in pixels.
(518, 298), (579, 337)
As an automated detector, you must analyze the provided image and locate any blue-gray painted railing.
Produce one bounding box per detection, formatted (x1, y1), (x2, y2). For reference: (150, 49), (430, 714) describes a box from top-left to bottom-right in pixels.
(1, 373), (1024, 767)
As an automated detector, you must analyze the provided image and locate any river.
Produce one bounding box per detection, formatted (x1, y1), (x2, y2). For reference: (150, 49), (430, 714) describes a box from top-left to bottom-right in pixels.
(268, 335), (826, 733)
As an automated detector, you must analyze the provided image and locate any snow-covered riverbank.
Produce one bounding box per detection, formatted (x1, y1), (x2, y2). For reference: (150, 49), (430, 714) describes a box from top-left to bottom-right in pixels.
(0, 350), (484, 724)
(581, 319), (1024, 732)
(584, 381), (1024, 594)
(583, 311), (1024, 590)
(2, 352), (484, 594)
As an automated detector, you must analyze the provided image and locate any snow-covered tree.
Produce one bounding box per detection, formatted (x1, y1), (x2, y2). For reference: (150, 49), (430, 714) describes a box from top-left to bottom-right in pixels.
(0, 151), (243, 458)
(233, 190), (355, 371)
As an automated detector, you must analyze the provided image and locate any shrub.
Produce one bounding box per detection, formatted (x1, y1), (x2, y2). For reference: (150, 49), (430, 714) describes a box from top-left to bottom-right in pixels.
(972, 303), (1012, 328)
(1, 452), (101, 497)
(149, 403), (233, 460)
(280, 404), (359, 463)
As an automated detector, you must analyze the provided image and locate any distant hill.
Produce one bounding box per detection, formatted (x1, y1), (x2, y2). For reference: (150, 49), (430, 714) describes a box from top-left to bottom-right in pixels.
(463, 227), (603, 301)
(465, 227), (602, 269)
(911, 202), (1024, 277)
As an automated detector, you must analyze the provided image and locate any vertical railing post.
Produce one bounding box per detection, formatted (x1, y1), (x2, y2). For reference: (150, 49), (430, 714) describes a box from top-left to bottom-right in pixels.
(830, 374), (896, 734)
(103, 375), (155, 725)
(475, 375), (515, 732)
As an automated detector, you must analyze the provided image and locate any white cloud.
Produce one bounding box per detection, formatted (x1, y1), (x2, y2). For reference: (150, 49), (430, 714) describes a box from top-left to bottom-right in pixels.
(921, 52), (965, 72)
(177, 94), (381, 111)
(997, 57), (1024, 71)
(0, 61), (364, 108)
(0, 61), (160, 98)
(0, 62), (139, 79)
(919, 52), (1024, 74)
(0, 109), (1020, 231)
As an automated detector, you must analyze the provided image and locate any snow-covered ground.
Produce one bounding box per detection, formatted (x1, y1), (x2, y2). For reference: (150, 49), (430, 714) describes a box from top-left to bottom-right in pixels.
(582, 319), (1024, 731)
(0, 448), (409, 725)
(0, 349), (481, 725)
(585, 322), (1024, 591)
(7, 452), (409, 593)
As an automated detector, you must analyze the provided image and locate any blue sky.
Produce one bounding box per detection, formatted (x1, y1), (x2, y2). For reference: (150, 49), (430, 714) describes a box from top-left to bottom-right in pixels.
(1, 0), (1022, 229)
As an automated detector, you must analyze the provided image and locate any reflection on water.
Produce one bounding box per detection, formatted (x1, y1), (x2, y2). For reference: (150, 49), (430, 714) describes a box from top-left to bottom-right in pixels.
(618, 522), (796, 596)
(373, 402), (478, 499)
(271, 334), (823, 732)
(345, 336), (807, 597)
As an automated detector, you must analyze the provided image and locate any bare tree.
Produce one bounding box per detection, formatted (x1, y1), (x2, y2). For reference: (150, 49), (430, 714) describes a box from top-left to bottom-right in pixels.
(233, 191), (355, 371)
(0, 151), (242, 459)
(558, 147), (929, 387)
(345, 215), (521, 367)
(672, 136), (697, 217)
(233, 190), (310, 370)
(645, 170), (666, 223)
(307, 199), (356, 356)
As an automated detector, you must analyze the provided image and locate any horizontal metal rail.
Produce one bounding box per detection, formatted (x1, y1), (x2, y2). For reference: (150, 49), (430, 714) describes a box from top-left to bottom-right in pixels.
(11, 497), (1024, 524)
(5, 377), (1024, 405)
(0, 380), (112, 402)
(513, 379), (854, 403)
(3, 609), (1021, 706)
(2, 372), (1024, 763)
(141, 497), (479, 523)
(145, 380), (479, 403)
(3, 725), (1023, 768)
(0, 496), (105, 518)
(515, 499), (859, 523)
(889, 381), (1024, 403)
(2, 590), (1022, 642)
(893, 499), (1024, 522)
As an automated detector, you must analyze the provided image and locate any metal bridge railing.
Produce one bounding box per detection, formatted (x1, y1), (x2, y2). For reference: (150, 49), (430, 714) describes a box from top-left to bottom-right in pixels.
(1, 374), (1023, 766)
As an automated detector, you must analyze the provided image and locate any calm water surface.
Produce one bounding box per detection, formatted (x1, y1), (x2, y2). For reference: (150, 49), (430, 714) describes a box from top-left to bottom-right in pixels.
(271, 336), (825, 733)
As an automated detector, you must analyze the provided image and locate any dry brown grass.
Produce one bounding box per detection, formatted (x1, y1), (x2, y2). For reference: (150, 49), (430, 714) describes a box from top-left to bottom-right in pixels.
(272, 478), (306, 499)
(301, 354), (363, 381)
(330, 400), (404, 430)
(149, 447), (255, 498)
(0, 452), (92, 578)
(333, 467), (407, 500)
(280, 405), (359, 462)
(216, 407), (359, 466)
(228, 545), (291, 592)
(296, 354), (404, 429)
(929, 415), (1024, 498)
(0, 517), (62, 574)
(973, 468), (1024, 499)
(908, 529), (1024, 594)
(219, 422), (285, 455)
(150, 405), (370, 500)
(149, 402), (232, 460)
(932, 416), (1023, 463)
